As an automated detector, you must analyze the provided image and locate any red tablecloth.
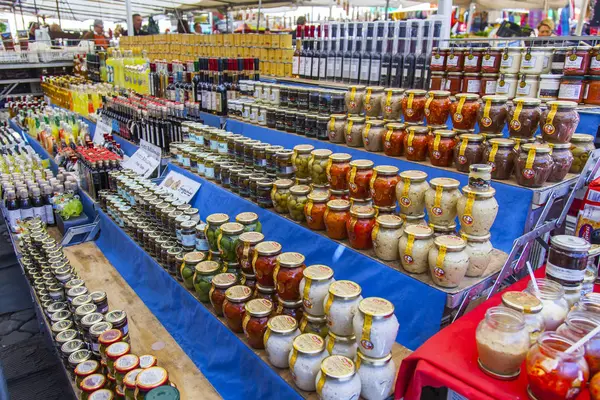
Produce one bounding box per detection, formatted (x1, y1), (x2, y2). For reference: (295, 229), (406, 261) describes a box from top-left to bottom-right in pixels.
(395, 268), (593, 400)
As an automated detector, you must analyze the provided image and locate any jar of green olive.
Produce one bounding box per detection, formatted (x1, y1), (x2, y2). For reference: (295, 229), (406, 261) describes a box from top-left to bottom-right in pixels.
(236, 212), (262, 233)
(257, 180), (274, 209)
(218, 222), (245, 263)
(272, 179), (294, 213)
(234, 137), (251, 163)
(123, 368), (143, 400)
(309, 149), (332, 185)
(293, 144), (314, 180)
(181, 252), (207, 290)
(276, 149), (295, 178)
(205, 213), (230, 252)
(238, 170), (253, 198)
(229, 167), (244, 193)
(266, 146), (284, 174)
(193, 260), (221, 302)
(220, 163), (233, 188)
(175, 253), (185, 281)
(105, 341), (131, 376)
(287, 185), (311, 222)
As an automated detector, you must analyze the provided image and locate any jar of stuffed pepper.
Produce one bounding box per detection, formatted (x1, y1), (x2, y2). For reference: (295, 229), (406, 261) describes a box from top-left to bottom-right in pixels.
(424, 90), (451, 126)
(253, 241), (282, 288)
(446, 48), (465, 72)
(292, 145), (314, 180)
(327, 114), (347, 143)
(540, 100), (579, 143)
(347, 160), (374, 199)
(345, 116), (366, 148)
(428, 130), (458, 167)
(217, 222), (244, 264)
(304, 192), (329, 231)
(347, 206), (376, 250)
(193, 261), (221, 303)
(451, 93), (480, 130)
(425, 177), (461, 226)
(276, 150), (295, 179)
(454, 134), (485, 173)
(363, 87), (384, 118)
(478, 95), (509, 134)
(274, 252), (306, 302)
(481, 47), (502, 73)
(570, 133), (596, 173)
(456, 186), (498, 235)
(402, 89), (427, 124)
(287, 185), (310, 222)
(382, 122), (407, 157)
(404, 126), (430, 162)
(547, 143), (574, 182)
(243, 298), (273, 349)
(308, 149), (332, 185)
(507, 97), (542, 138)
(515, 143), (554, 188)
(380, 88), (404, 120)
(271, 179), (293, 213)
(223, 285), (253, 333)
(324, 200), (351, 240)
(327, 153), (352, 191)
(483, 138), (516, 180)
(346, 85), (366, 115)
(370, 166), (399, 207)
(362, 120), (386, 152)
(236, 232), (264, 275)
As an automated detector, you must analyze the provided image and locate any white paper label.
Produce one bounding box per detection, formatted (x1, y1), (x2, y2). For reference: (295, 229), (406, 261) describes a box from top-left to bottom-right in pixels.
(335, 57), (343, 78)
(33, 205), (45, 222)
(591, 57), (600, 71)
(446, 55), (459, 67)
(467, 79), (481, 93)
(360, 59), (371, 81)
(501, 55), (513, 68)
(370, 60), (381, 82)
(342, 59), (351, 79)
(319, 58), (327, 78)
(298, 57), (306, 76)
(484, 80), (497, 94)
(546, 261), (586, 281)
(44, 204), (55, 225)
(327, 57), (336, 78)
(93, 120), (112, 145)
(139, 139), (161, 161)
(558, 83), (582, 100)
(121, 149), (160, 178)
(431, 55), (445, 66)
(159, 171), (201, 203)
(464, 55), (479, 67)
(496, 82), (511, 94)
(565, 56), (583, 69)
(292, 56), (300, 75)
(482, 56), (496, 68)
(521, 56), (537, 68)
(517, 83), (532, 96)
(312, 58), (320, 78)
(350, 59), (360, 79)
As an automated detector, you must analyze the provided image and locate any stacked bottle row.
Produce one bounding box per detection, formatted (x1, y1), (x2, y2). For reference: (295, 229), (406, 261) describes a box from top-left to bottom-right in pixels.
(75, 144), (123, 201)
(5, 95), (46, 118)
(18, 218), (179, 399)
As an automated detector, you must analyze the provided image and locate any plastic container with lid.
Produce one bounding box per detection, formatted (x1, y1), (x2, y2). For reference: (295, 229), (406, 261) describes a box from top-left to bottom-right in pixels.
(425, 90), (451, 126)
(430, 48), (448, 71)
(362, 120), (386, 152)
(538, 74), (562, 101)
(430, 71), (446, 91)
(425, 177), (461, 226)
(264, 315), (300, 368)
(404, 126), (430, 161)
(454, 134), (485, 173)
(495, 73), (518, 99)
(500, 47), (522, 74)
(525, 278), (569, 331)
(541, 100), (580, 144)
(480, 73), (499, 96)
(481, 48), (502, 73)
(519, 47), (552, 75)
(463, 73), (482, 95)
(558, 75), (585, 103)
(288, 333), (327, 391)
(299, 265), (334, 316)
(563, 46), (591, 75)
(315, 355), (361, 400)
(402, 89), (427, 123)
(515, 74), (540, 98)
(324, 200), (351, 240)
(345, 116), (366, 148)
(570, 133), (596, 173)
(399, 225), (434, 274)
(507, 97), (542, 138)
(483, 138), (516, 180)
(548, 143), (574, 182)
(456, 186), (498, 236)
(428, 235), (469, 288)
(515, 143), (554, 188)
(445, 48), (465, 72)
(546, 235), (591, 287)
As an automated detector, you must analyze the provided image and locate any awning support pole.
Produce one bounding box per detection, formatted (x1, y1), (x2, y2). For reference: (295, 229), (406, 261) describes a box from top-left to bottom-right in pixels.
(126, 0), (133, 36)
(576, 0), (590, 35)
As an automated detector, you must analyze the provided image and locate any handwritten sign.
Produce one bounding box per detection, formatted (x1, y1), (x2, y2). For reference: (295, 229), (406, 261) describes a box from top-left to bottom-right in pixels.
(159, 171), (201, 203)
(121, 149), (160, 178)
(139, 139), (162, 161)
(93, 120), (112, 145)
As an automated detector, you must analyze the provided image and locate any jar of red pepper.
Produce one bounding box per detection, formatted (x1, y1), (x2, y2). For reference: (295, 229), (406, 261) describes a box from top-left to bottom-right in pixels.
(347, 206), (376, 250)
(451, 93), (480, 130)
(481, 48), (502, 73)
(236, 232), (264, 275)
(428, 130), (458, 167)
(276, 297), (304, 324)
(446, 72), (463, 95)
(480, 73), (499, 96)
(223, 285), (253, 333)
(463, 48), (483, 73)
(402, 89), (427, 124)
(324, 200), (351, 240)
(370, 166), (400, 207)
(329, 189), (350, 201)
(326, 153), (352, 191)
(254, 284), (277, 304)
(430, 48), (448, 71)
(253, 241), (282, 288)
(347, 160), (374, 199)
(563, 46), (591, 76)
(242, 298), (273, 349)
(383, 122), (407, 157)
(304, 192), (329, 231)
(274, 252), (306, 301)
(425, 90), (452, 126)
(430, 72), (446, 91)
(404, 126), (430, 162)
(446, 48), (465, 72)
(209, 272), (238, 317)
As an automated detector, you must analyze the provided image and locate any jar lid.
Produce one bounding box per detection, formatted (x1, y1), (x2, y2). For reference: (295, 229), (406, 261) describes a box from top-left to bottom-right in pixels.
(225, 285), (253, 302)
(359, 297), (395, 318)
(236, 212), (259, 225)
(404, 224), (434, 239)
(330, 153), (352, 163)
(88, 389), (113, 400)
(550, 235), (592, 252)
(206, 213), (229, 226)
(372, 165), (398, 176)
(239, 231), (264, 245)
(329, 280), (362, 299)
(290, 185), (311, 195)
(430, 177), (460, 189)
(348, 116), (366, 123)
(277, 252), (305, 268)
(571, 133), (595, 143)
(183, 251), (206, 265)
(303, 265), (334, 281)
(292, 333), (325, 354)
(317, 115), (330, 121)
(81, 312), (104, 328)
(56, 329), (78, 344)
(51, 319), (73, 333)
(488, 138), (515, 147)
(105, 309), (127, 325)
(220, 222), (245, 235)
(447, 72), (464, 76)
(312, 149), (333, 159)
(98, 328), (123, 345)
(386, 122), (406, 130)
(348, 85), (366, 90)
(546, 100), (578, 109)
(307, 192), (329, 203)
(428, 90), (451, 98)
(321, 355), (356, 380)
(167, 247), (182, 256)
(245, 298), (274, 317)
(257, 180), (274, 189)
(434, 235), (466, 251)
(501, 291), (543, 314)
(350, 206), (375, 218)
(47, 302), (67, 313)
(180, 220), (197, 230)
(268, 315), (298, 334)
(256, 241), (282, 256)
(286, 110), (298, 116)
(365, 86), (385, 92)
(522, 143), (551, 154)
(266, 145), (284, 153)
(375, 214), (403, 229)
(460, 231), (491, 242)
(481, 94), (508, 103)
(106, 341), (130, 359)
(330, 114), (348, 121)
(431, 71), (446, 76)
(384, 88), (404, 94)
(405, 89), (427, 96)
(81, 373), (106, 392)
(350, 160), (375, 171)
(548, 142), (572, 150)
(274, 179), (294, 189)
(136, 367), (169, 391)
(399, 170), (428, 182)
(458, 133), (484, 142)
(407, 126), (429, 135)
(462, 185), (496, 199)
(89, 321), (113, 337)
(195, 260), (221, 275)
(212, 273), (238, 288)
(72, 293), (92, 307)
(327, 331), (357, 342)
(455, 93), (480, 100)
(294, 144), (315, 154)
(68, 348), (92, 365)
(366, 119), (386, 127)
(464, 72), (482, 77)
(433, 129), (456, 138)
(115, 354), (140, 373)
(513, 97), (541, 106)
(357, 350), (393, 366)
(139, 355), (157, 369)
(74, 360), (100, 376)
(327, 199), (351, 211)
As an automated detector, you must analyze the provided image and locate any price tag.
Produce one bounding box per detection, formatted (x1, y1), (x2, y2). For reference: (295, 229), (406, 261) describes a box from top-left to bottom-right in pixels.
(93, 120), (112, 145)
(159, 171), (201, 203)
(139, 139), (161, 161)
(121, 149), (160, 178)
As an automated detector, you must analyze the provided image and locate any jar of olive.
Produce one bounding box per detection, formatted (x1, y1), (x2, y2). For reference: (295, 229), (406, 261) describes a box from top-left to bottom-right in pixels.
(167, 247), (182, 276)
(205, 156), (217, 180)
(234, 137), (251, 163)
(175, 253), (185, 281)
(287, 185), (311, 222)
(257, 180), (274, 209)
(309, 149), (332, 185)
(229, 167), (244, 193)
(205, 213), (230, 252)
(175, 215), (191, 243)
(293, 145), (314, 180)
(221, 164), (233, 188)
(271, 179), (294, 213)
(236, 212), (262, 233)
(214, 159), (228, 184)
(218, 222), (244, 263)
(193, 261), (221, 302)
(276, 149), (295, 178)
(253, 143), (270, 171)
(265, 146), (284, 175)
(249, 175), (268, 202)
(237, 170), (253, 198)
(181, 252), (207, 290)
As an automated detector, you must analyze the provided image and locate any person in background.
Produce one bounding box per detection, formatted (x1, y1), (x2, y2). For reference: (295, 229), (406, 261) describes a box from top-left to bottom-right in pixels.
(194, 22), (202, 34)
(177, 19), (190, 34)
(28, 22), (39, 41)
(537, 19), (555, 37)
(123, 14), (148, 36)
(82, 19), (109, 49)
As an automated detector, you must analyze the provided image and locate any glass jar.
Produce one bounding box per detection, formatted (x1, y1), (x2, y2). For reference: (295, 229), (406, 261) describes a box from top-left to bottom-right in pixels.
(462, 231), (494, 278)
(501, 291), (545, 346)
(525, 278), (569, 331)
(446, 72), (463, 95)
(324, 200), (351, 240)
(192, 260), (221, 303)
(316, 116), (330, 141)
(540, 100), (579, 144)
(242, 298), (273, 349)
(315, 355), (361, 399)
(300, 313), (329, 338)
(402, 89), (427, 123)
(481, 47), (502, 73)
(347, 160), (374, 200)
(463, 73), (482, 94)
(289, 333), (327, 391)
(515, 74), (540, 98)
(397, 170), (429, 216)
(80, 374), (107, 399)
(209, 272), (237, 317)
(370, 166), (399, 207)
(299, 265), (334, 317)
(345, 116), (366, 148)
(424, 90), (451, 126)
(483, 138), (515, 180)
(381, 88), (404, 120)
(480, 73), (499, 96)
(304, 114), (318, 138)
(271, 179), (293, 214)
(404, 126), (430, 162)
(564, 46), (591, 75)
(292, 145), (314, 180)
(430, 48), (447, 71)
(217, 222), (244, 263)
(353, 297), (399, 359)
(548, 143), (574, 182)
(362, 120), (386, 152)
(557, 311), (600, 376)
(235, 212), (261, 233)
(371, 215), (403, 262)
(327, 114), (347, 143)
(265, 146), (283, 175)
(324, 280), (363, 337)
(234, 137), (251, 163)
(266, 107), (277, 128)
(327, 153), (352, 191)
(180, 252), (205, 290)
(570, 133), (595, 173)
(446, 48), (465, 72)
(236, 231), (264, 275)
(428, 129), (457, 167)
(347, 206), (376, 250)
(558, 76), (585, 103)
(515, 143), (554, 188)
(450, 93), (480, 130)
(585, 76), (600, 105)
(307, 149), (332, 185)
(364, 87), (384, 118)
(135, 367), (171, 399)
(308, 89), (320, 113)
(356, 351), (396, 400)
(539, 74), (562, 101)
(330, 90), (346, 114)
(428, 235), (469, 288)
(287, 185), (310, 222)
(297, 88), (309, 111)
(425, 177), (461, 226)
(252, 143), (269, 171)
(264, 315), (300, 368)
(456, 186), (498, 236)
(464, 48), (483, 73)
(454, 133), (485, 173)
(496, 73), (518, 100)
(382, 122), (406, 157)
(205, 213), (229, 253)
(274, 252), (306, 302)
(478, 95), (509, 134)
(253, 241), (282, 288)
(476, 306), (529, 379)
(430, 71), (446, 91)
(276, 297), (304, 324)
(324, 332), (357, 358)
(222, 285), (253, 333)
(345, 85), (366, 115)
(546, 235), (591, 287)
(275, 110), (286, 130)
(304, 192), (329, 231)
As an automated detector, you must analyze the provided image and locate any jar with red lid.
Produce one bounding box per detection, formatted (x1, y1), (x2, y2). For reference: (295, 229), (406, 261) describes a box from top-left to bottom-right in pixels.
(304, 192), (329, 231)
(525, 332), (589, 400)
(383, 122), (406, 157)
(276, 297), (304, 324)
(347, 160), (374, 199)
(347, 206), (376, 250)
(585, 76), (600, 105)
(515, 143), (554, 188)
(425, 90), (451, 125)
(548, 143), (574, 182)
(430, 72), (446, 91)
(404, 126), (430, 161)
(326, 153), (352, 190)
(254, 284), (277, 304)
(402, 89), (427, 123)
(464, 48), (483, 73)
(222, 285), (253, 332)
(451, 93), (480, 130)
(478, 95), (509, 134)
(324, 200), (351, 240)
(563, 46), (591, 75)
(446, 48), (465, 72)
(540, 100), (580, 143)
(430, 48), (448, 71)
(483, 138), (516, 180)
(463, 73), (482, 95)
(242, 298), (273, 349)
(428, 130), (458, 167)
(481, 48), (502, 73)
(236, 232), (264, 275)
(507, 97), (542, 138)
(558, 76), (585, 103)
(454, 133), (485, 173)
(480, 73), (499, 96)
(446, 72), (463, 95)
(274, 252), (306, 301)
(370, 166), (400, 207)
(253, 241), (282, 288)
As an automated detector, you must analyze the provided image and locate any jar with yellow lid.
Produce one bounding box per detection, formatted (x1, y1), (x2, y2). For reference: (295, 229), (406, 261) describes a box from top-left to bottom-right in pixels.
(362, 119), (386, 152)
(428, 235), (469, 288)
(205, 213), (230, 252)
(353, 297), (399, 358)
(287, 185), (311, 222)
(425, 178), (461, 226)
(289, 333), (327, 391)
(271, 179), (293, 214)
(264, 315), (301, 368)
(381, 88), (404, 120)
(399, 225), (434, 273)
(223, 285), (253, 333)
(243, 298), (274, 349)
(292, 144), (314, 180)
(456, 186), (498, 236)
(193, 260), (221, 302)
(315, 355), (361, 399)
(345, 116), (366, 148)
(180, 251), (206, 290)
(217, 222), (244, 263)
(299, 265), (334, 317)
(515, 143), (554, 188)
(308, 149), (332, 185)
(327, 114), (348, 143)
(396, 170), (429, 217)
(570, 133), (595, 173)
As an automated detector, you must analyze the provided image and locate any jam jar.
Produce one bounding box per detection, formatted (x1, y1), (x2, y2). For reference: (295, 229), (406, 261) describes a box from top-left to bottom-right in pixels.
(446, 48), (465, 72)
(327, 114), (347, 143)
(271, 179), (293, 214)
(223, 285), (253, 333)
(347, 160), (374, 199)
(570, 133), (595, 173)
(324, 200), (351, 240)
(428, 235), (469, 288)
(253, 241), (282, 288)
(346, 85), (366, 115)
(463, 73), (482, 94)
(451, 93), (480, 130)
(515, 143), (554, 188)
(370, 166), (400, 207)
(404, 126), (430, 162)
(274, 252), (306, 301)
(464, 48), (483, 73)
(399, 224), (435, 273)
(456, 186), (499, 236)
(236, 231), (264, 275)
(546, 235), (591, 287)
(242, 298), (273, 349)
(347, 206), (376, 250)
(425, 177), (461, 226)
(381, 88), (404, 120)
(425, 90), (451, 126)
(564, 46), (591, 75)
(402, 89), (427, 123)
(481, 47), (502, 73)
(300, 313), (328, 338)
(484, 138), (516, 180)
(309, 149), (332, 185)
(480, 73), (499, 96)
(454, 133), (485, 173)
(478, 95), (509, 134)
(364, 87), (384, 118)
(428, 129), (458, 167)
(345, 116), (366, 148)
(304, 192), (329, 231)
(327, 153), (352, 191)
(397, 170), (429, 216)
(362, 119), (386, 152)
(383, 122), (407, 157)
(540, 100), (580, 144)
(372, 214), (404, 261)
(585, 76), (600, 105)
(287, 185), (310, 222)
(590, 46), (600, 75)
(430, 71), (446, 91)
(446, 72), (463, 95)
(430, 48), (448, 71)
(548, 143), (574, 182)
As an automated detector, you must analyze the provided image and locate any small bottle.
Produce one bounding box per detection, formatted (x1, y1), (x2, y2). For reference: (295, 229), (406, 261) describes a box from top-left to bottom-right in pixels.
(42, 185), (56, 226)
(31, 187), (46, 223)
(5, 190), (20, 233)
(18, 188), (33, 221)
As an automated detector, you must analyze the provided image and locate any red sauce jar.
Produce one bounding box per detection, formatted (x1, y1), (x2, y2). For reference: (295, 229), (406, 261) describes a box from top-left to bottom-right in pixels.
(236, 232), (264, 275)
(404, 126), (430, 161)
(446, 72), (463, 95)
(590, 46), (600, 75)
(481, 48), (502, 73)
(563, 46), (591, 76)
(401, 89), (427, 124)
(430, 72), (446, 91)
(347, 206), (376, 250)
(242, 298), (273, 349)
(254, 284), (277, 304)
(274, 252), (306, 301)
(454, 133), (485, 173)
(480, 73), (499, 96)
(253, 241), (282, 288)
(425, 90), (451, 126)
(463, 48), (483, 73)
(209, 273), (238, 316)
(451, 93), (481, 130)
(324, 199), (351, 240)
(326, 153), (352, 191)
(223, 285), (253, 333)
(446, 48), (465, 72)
(347, 159), (374, 200)
(428, 129), (458, 167)
(275, 297), (304, 324)
(585, 75), (600, 105)
(430, 48), (448, 71)
(383, 122), (407, 156)
(304, 192), (329, 231)
(558, 76), (586, 103)
(369, 166), (400, 207)
(463, 73), (482, 94)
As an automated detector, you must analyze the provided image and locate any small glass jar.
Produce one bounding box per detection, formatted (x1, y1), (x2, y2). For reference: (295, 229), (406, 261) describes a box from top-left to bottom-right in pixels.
(356, 351), (396, 400)
(299, 265), (334, 317)
(80, 374), (108, 399)
(548, 143), (574, 182)
(525, 278), (569, 331)
(402, 89), (427, 123)
(192, 260), (221, 303)
(353, 297), (399, 358)
(288, 333), (327, 391)
(428, 129), (457, 167)
(546, 235), (590, 287)
(105, 341), (130, 376)
(330, 90), (346, 114)
(382, 122), (406, 157)
(345, 116), (366, 148)
(570, 133), (595, 173)
(274, 252), (306, 302)
(431, 48), (448, 71)
(370, 166), (399, 207)
(276, 297), (304, 324)
(271, 179), (293, 213)
(540, 100), (580, 144)
(496, 73), (518, 100)
(300, 313), (329, 338)
(403, 126), (429, 162)
(428, 235), (469, 288)
(397, 170), (429, 216)
(324, 200), (351, 240)
(461, 231), (494, 278)
(292, 144), (314, 180)
(500, 47), (523, 74)
(347, 206), (376, 250)
(557, 311), (600, 376)
(304, 114), (318, 138)
(325, 332), (357, 358)
(316, 115), (330, 141)
(347, 160), (374, 200)
(315, 355), (361, 399)
(235, 231), (264, 275)
(446, 48), (465, 72)
(363, 86), (384, 118)
(585, 75), (600, 105)
(256, 180), (274, 209)
(372, 214), (404, 262)
(308, 149), (332, 185)
(217, 222), (244, 264)
(205, 213), (229, 253)
(304, 192), (329, 231)
(463, 48), (483, 72)
(275, 110), (286, 130)
(446, 72), (463, 95)
(134, 367), (171, 399)
(456, 186), (498, 236)
(345, 85), (366, 115)
(105, 310), (129, 342)
(254, 241), (282, 288)
(324, 280), (363, 336)
(481, 47), (502, 73)
(501, 291), (545, 346)
(463, 73), (482, 94)
(362, 120), (386, 152)
(326, 153), (352, 191)
(297, 88), (309, 111)
(425, 177), (461, 226)
(223, 285), (253, 333)
(327, 114), (347, 143)
(265, 146), (283, 175)
(515, 143), (554, 188)
(558, 76), (585, 103)
(454, 134), (485, 173)
(266, 107), (277, 128)
(209, 272), (237, 317)
(563, 46), (591, 75)
(242, 298), (273, 349)
(287, 185), (310, 222)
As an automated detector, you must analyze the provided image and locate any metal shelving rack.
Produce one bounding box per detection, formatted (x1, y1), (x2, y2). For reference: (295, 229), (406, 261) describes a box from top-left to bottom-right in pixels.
(0, 59), (74, 100)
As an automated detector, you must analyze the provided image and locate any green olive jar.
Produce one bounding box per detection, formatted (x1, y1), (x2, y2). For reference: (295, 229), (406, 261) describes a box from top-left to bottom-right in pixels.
(205, 213), (230, 252)
(181, 252), (207, 290)
(308, 149), (333, 185)
(235, 212), (262, 233)
(271, 179), (294, 214)
(218, 222), (245, 263)
(287, 185), (311, 222)
(193, 261), (221, 302)
(292, 144), (314, 180)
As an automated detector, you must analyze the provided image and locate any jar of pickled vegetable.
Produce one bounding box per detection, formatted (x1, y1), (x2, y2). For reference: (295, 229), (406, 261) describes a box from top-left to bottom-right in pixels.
(292, 145), (314, 180)
(307, 149), (332, 185)
(548, 143), (574, 182)
(428, 130), (458, 167)
(372, 214), (404, 261)
(253, 241), (282, 288)
(275, 252), (306, 302)
(381, 122), (406, 157)
(362, 120), (386, 152)
(276, 150), (295, 178)
(192, 260), (221, 303)
(217, 222), (244, 264)
(327, 114), (347, 143)
(478, 95), (509, 134)
(540, 100), (580, 144)
(380, 88), (404, 120)
(456, 186), (498, 235)
(508, 97), (542, 138)
(424, 90), (451, 126)
(515, 144), (554, 188)
(209, 273), (237, 317)
(347, 206), (376, 250)
(205, 213), (229, 253)
(347, 160), (374, 200)
(236, 232), (264, 275)
(397, 170), (429, 216)
(369, 166), (399, 207)
(450, 93), (480, 130)
(253, 143), (269, 172)
(265, 146), (283, 175)
(324, 200), (351, 240)
(404, 126), (430, 162)
(484, 138), (516, 180)
(326, 153), (352, 191)
(425, 177), (461, 226)
(287, 185), (310, 222)
(223, 285), (253, 333)
(446, 48), (465, 72)
(345, 116), (366, 148)
(271, 179), (293, 213)
(242, 298), (273, 349)
(181, 251), (206, 290)
(454, 134), (485, 173)
(402, 89), (427, 123)
(570, 133), (595, 173)
(346, 85), (366, 115)
(234, 212), (261, 233)
(304, 192), (329, 231)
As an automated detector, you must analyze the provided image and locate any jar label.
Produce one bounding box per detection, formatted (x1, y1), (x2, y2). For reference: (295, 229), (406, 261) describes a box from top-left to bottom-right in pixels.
(432, 185), (444, 215)
(522, 148), (537, 179)
(384, 129), (393, 149)
(481, 99), (493, 127)
(195, 238), (209, 251)
(431, 55), (445, 66)
(464, 55), (479, 67)
(365, 88), (372, 110)
(521, 55), (537, 68)
(406, 93), (414, 116)
(516, 83), (531, 96)
(302, 276), (313, 308)
(484, 80), (497, 95)
(501, 55), (513, 68)
(434, 245), (447, 278)
(481, 55), (496, 68)
(558, 83), (582, 101)
(543, 103), (559, 135)
(400, 179), (411, 207)
(488, 143), (499, 163)
(369, 170), (378, 192)
(371, 224), (379, 242)
(404, 234), (415, 264)
(467, 79), (481, 93)
(591, 57), (600, 71)
(565, 55), (583, 69)
(546, 261), (586, 281)
(363, 124), (371, 146)
(360, 314), (374, 350)
(328, 117), (335, 132)
(510, 101), (524, 131)
(385, 90), (393, 106)
(496, 81), (509, 94)
(458, 138), (469, 160)
(425, 94), (434, 116)
(407, 132), (415, 147)
(461, 192), (476, 226)
(447, 55), (459, 67)
(453, 96), (466, 123)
